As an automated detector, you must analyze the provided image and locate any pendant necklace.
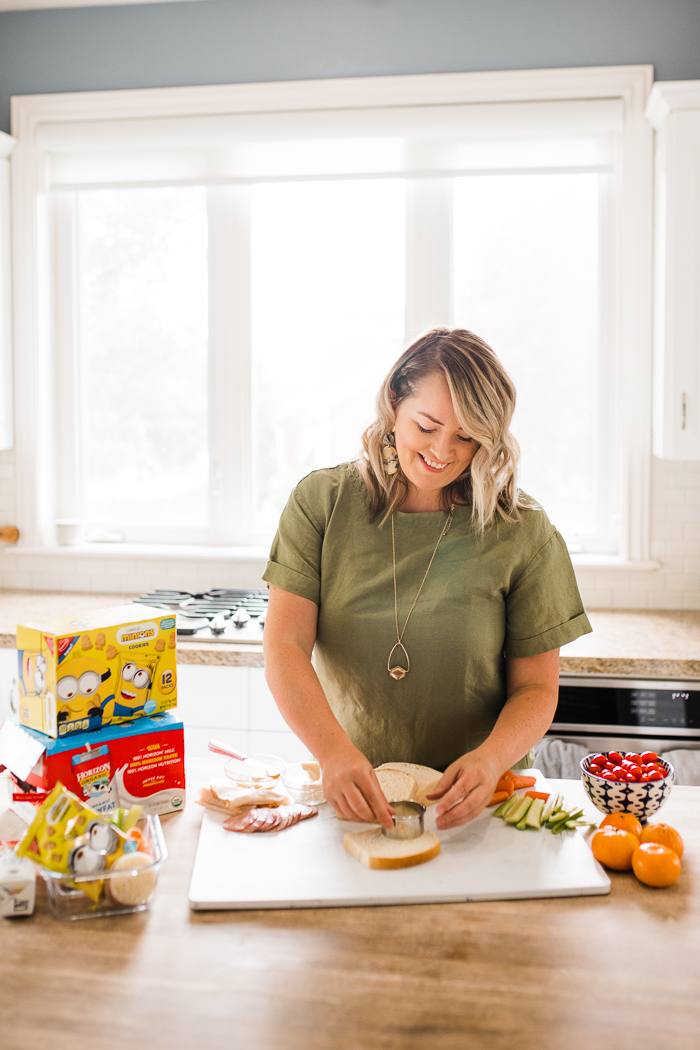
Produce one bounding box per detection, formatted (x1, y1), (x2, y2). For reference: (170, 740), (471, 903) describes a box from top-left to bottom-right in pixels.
(388, 503), (455, 680)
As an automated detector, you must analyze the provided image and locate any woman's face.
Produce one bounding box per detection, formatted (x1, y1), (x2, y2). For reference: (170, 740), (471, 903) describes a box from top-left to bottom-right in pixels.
(393, 372), (477, 509)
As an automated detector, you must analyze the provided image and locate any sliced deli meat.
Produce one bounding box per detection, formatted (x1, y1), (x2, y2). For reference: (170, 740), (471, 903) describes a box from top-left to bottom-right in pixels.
(196, 781), (290, 816)
(223, 804), (318, 834)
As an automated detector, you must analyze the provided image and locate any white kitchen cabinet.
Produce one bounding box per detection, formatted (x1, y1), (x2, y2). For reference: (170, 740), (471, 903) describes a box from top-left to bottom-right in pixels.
(175, 663), (308, 761)
(646, 82), (700, 460)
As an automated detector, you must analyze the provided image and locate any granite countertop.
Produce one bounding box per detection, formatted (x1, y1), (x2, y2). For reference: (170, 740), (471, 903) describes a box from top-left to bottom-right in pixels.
(0, 589), (699, 677)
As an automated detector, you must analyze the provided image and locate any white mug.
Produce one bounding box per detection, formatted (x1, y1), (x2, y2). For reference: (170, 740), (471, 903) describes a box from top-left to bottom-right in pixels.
(56, 519), (83, 546)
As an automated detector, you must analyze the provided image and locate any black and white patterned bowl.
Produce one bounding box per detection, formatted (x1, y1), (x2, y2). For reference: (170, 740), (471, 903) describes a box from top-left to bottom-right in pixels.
(580, 754), (674, 824)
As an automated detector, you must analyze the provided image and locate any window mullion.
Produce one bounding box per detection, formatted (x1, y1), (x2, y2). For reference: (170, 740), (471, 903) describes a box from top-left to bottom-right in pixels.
(52, 190), (83, 532)
(207, 186), (252, 544)
(404, 179), (454, 343)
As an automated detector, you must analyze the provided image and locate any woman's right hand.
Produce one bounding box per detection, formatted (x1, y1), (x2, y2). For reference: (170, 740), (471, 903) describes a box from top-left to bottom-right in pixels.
(319, 741), (395, 830)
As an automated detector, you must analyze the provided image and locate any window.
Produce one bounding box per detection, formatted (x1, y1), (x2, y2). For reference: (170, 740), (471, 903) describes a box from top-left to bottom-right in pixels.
(11, 68), (653, 559)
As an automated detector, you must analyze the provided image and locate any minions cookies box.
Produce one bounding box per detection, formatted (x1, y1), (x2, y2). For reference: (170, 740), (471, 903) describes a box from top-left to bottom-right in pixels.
(17, 604), (177, 738)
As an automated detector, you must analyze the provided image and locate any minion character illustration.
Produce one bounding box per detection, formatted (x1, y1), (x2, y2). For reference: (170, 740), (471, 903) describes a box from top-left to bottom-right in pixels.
(17, 651), (48, 700)
(17, 650), (52, 731)
(55, 655), (114, 733)
(104, 658), (159, 723)
(68, 820), (121, 877)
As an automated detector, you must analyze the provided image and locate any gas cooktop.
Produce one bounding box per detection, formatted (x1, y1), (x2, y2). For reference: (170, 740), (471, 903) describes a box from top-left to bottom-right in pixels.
(134, 589), (267, 644)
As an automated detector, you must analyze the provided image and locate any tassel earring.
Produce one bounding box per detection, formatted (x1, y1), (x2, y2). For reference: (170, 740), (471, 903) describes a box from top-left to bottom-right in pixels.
(381, 430), (399, 476)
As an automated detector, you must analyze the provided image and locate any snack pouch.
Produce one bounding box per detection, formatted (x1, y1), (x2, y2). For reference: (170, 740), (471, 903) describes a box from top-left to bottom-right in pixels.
(104, 652), (161, 726)
(16, 784), (141, 903)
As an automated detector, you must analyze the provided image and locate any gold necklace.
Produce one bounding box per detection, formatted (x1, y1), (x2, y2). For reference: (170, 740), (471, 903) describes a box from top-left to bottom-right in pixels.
(388, 504), (455, 680)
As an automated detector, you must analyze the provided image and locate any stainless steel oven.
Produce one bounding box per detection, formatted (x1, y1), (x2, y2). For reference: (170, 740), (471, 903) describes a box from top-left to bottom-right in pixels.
(535, 674), (700, 784)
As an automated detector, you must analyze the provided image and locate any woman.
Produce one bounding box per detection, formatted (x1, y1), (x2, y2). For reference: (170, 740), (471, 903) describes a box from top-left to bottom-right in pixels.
(262, 328), (591, 831)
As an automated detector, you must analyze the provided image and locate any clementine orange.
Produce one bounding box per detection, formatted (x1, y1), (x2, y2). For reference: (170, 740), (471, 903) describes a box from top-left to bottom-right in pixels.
(591, 827), (640, 871)
(600, 812), (643, 839)
(639, 823), (684, 859)
(632, 842), (682, 887)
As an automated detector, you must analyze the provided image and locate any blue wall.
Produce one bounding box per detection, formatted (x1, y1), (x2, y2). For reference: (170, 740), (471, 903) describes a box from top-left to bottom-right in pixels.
(1, 0), (699, 134)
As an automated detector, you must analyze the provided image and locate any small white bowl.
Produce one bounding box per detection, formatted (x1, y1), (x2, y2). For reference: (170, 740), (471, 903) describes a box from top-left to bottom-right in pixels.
(281, 761), (325, 806)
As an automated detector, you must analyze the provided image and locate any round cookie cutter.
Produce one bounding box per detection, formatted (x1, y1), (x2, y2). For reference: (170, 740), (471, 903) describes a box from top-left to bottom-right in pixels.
(381, 800), (426, 840)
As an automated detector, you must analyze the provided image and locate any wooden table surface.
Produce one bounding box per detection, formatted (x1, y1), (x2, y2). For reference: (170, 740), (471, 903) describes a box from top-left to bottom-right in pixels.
(2, 760), (699, 1050)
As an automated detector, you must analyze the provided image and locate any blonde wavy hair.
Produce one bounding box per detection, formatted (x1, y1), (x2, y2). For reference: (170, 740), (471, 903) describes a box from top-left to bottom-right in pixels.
(361, 328), (524, 530)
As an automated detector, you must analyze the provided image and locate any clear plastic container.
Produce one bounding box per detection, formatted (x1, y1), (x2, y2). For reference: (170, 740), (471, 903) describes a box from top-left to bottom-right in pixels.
(40, 814), (167, 920)
(223, 753), (286, 790)
(281, 761), (326, 806)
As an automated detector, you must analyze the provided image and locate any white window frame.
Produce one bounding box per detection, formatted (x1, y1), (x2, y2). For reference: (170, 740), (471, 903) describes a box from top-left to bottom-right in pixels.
(9, 65), (654, 562)
(0, 130), (15, 452)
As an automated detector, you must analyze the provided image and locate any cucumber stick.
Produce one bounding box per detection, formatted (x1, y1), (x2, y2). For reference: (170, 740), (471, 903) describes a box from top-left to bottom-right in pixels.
(494, 788), (582, 837)
(504, 796), (532, 824)
(494, 794), (520, 819)
(541, 794), (558, 822)
(525, 797), (544, 829)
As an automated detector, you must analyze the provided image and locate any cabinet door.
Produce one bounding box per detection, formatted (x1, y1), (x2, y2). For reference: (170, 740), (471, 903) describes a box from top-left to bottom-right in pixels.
(175, 664), (250, 757)
(651, 103), (700, 459)
(249, 667), (310, 764)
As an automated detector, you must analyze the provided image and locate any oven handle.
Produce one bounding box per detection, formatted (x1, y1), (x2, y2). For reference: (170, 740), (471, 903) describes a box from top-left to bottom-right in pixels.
(550, 721), (700, 739)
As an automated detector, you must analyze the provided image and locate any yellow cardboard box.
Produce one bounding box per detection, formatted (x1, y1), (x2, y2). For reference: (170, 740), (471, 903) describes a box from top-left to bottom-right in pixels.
(17, 604), (177, 739)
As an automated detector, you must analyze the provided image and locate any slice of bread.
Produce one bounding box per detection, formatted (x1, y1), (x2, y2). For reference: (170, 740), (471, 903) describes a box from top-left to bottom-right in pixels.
(336, 767), (417, 822)
(376, 763), (442, 807)
(344, 827), (440, 869)
(374, 767), (416, 802)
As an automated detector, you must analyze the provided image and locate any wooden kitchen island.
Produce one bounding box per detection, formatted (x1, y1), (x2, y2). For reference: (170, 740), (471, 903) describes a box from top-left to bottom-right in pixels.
(2, 760), (699, 1050)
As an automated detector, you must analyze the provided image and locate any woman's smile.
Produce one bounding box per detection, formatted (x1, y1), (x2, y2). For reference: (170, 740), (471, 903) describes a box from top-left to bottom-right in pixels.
(393, 372), (477, 508)
(418, 453), (449, 472)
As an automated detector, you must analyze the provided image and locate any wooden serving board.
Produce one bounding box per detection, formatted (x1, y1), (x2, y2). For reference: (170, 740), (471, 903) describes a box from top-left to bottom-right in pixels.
(188, 772), (610, 910)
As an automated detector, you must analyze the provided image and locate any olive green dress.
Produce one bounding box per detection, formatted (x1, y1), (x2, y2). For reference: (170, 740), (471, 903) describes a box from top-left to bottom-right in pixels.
(263, 463), (591, 771)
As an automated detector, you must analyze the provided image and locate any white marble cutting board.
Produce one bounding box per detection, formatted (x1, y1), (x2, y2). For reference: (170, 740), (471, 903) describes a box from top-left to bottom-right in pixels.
(188, 772), (610, 910)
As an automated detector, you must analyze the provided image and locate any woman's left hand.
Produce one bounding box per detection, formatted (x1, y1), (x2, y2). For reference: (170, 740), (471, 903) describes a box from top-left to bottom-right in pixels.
(426, 751), (503, 830)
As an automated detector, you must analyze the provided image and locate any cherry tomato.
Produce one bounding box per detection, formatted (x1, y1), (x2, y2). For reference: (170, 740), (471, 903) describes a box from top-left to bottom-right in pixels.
(646, 769), (663, 781)
(625, 753), (642, 766)
(608, 751), (623, 765)
(590, 754), (606, 765)
(641, 751), (659, 763)
(623, 772), (637, 782)
(601, 772), (616, 781)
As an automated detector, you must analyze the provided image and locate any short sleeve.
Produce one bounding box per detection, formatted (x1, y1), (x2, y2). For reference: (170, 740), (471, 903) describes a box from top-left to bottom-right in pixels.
(262, 480), (327, 604)
(504, 529), (591, 657)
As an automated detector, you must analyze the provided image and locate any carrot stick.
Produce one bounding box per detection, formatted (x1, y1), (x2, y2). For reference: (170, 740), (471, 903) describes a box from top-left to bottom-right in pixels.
(511, 775), (537, 789)
(524, 790), (550, 801)
(495, 779), (514, 797)
(487, 791), (511, 806)
(501, 770), (516, 783)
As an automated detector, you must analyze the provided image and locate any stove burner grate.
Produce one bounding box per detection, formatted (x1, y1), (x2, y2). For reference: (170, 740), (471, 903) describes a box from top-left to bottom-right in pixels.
(135, 588), (269, 636)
